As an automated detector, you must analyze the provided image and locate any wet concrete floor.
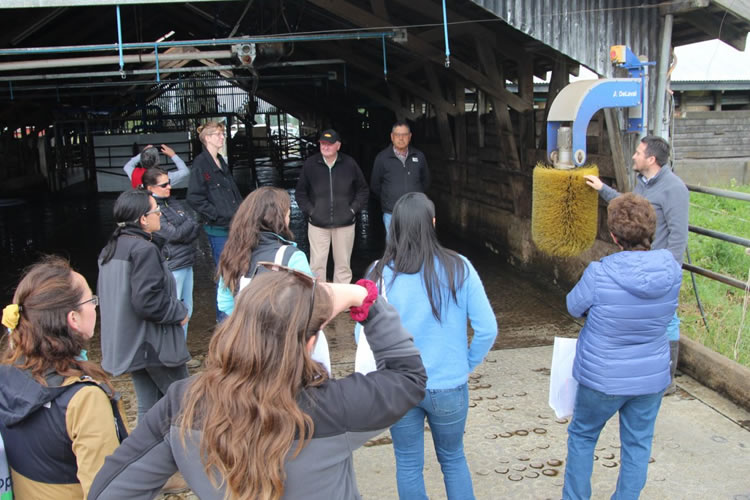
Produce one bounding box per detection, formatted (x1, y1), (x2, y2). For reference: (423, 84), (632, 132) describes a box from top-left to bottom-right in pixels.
(2, 185), (747, 499)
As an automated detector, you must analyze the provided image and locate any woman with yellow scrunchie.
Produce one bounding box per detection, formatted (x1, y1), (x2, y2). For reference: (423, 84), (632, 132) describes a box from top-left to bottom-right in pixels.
(0, 256), (128, 500)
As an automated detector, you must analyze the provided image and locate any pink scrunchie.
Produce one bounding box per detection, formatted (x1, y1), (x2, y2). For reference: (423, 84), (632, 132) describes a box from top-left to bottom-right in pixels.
(349, 279), (378, 322)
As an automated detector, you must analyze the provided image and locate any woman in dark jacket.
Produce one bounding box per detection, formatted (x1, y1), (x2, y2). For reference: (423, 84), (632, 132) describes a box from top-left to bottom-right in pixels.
(0, 256), (127, 499)
(142, 168), (201, 339)
(90, 270), (426, 500)
(186, 121), (243, 322)
(97, 189), (189, 422)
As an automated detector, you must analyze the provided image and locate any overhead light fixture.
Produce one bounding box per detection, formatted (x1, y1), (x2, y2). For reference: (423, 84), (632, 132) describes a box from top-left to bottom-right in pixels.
(155, 31), (175, 43)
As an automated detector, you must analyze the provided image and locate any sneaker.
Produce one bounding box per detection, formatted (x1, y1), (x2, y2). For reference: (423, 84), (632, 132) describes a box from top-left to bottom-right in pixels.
(186, 358), (202, 369)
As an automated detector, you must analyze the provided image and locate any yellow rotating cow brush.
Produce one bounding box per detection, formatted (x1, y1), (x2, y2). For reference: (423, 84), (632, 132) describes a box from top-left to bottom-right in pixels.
(532, 162), (599, 257)
(532, 46), (650, 257)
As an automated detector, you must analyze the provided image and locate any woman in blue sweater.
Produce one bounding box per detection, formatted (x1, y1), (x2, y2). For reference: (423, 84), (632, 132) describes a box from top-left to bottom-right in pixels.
(563, 193), (682, 500)
(365, 192), (497, 499)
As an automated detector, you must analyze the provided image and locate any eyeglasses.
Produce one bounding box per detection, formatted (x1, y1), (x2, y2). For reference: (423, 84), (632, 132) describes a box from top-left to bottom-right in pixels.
(76, 295), (98, 308)
(156, 181), (170, 188)
(392, 132), (411, 138)
(251, 261), (317, 335)
(144, 207), (162, 217)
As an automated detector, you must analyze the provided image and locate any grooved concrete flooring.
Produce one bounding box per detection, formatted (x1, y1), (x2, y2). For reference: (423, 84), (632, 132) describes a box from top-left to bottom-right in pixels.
(350, 345), (750, 500)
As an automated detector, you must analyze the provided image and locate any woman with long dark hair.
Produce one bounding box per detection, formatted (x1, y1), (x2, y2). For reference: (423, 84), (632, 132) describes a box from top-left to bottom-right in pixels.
(365, 192), (497, 499)
(142, 167), (200, 339)
(97, 189), (189, 422)
(90, 268), (427, 500)
(0, 256), (127, 499)
(217, 186), (311, 316)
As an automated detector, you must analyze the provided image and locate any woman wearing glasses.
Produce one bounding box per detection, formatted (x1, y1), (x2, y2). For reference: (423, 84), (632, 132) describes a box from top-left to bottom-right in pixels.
(98, 189), (190, 422)
(142, 168), (200, 340)
(364, 192), (497, 500)
(0, 256), (127, 499)
(90, 267), (427, 500)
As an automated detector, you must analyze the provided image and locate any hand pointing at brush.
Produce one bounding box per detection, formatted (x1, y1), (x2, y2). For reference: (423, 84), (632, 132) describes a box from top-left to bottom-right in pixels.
(583, 175), (603, 191)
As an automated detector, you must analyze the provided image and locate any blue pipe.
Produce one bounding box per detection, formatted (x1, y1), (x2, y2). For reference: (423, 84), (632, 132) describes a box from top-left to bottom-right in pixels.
(442, 0), (450, 67)
(382, 35), (388, 80)
(154, 43), (160, 82)
(0, 31), (401, 56)
(116, 5), (124, 75)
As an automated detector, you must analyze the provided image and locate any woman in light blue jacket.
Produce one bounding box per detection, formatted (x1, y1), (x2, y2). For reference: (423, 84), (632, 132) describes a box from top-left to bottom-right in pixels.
(563, 193), (682, 500)
(364, 192), (497, 500)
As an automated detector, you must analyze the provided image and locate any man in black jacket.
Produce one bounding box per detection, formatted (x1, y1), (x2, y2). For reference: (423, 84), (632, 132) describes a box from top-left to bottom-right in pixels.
(295, 129), (369, 283)
(370, 121), (430, 238)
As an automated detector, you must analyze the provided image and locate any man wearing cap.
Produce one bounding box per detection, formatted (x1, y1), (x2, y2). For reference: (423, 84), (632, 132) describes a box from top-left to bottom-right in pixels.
(371, 121), (430, 238)
(295, 129), (369, 283)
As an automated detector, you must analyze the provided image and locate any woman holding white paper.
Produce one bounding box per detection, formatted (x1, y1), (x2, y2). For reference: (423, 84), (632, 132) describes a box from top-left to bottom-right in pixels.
(563, 193), (682, 500)
(364, 192), (497, 500)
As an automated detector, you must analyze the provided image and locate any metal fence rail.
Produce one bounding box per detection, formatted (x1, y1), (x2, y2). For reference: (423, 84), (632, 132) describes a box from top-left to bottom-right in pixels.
(685, 184), (750, 291)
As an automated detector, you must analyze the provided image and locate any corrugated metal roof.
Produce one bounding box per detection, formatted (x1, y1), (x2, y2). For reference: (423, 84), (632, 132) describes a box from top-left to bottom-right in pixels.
(470, 0), (660, 78)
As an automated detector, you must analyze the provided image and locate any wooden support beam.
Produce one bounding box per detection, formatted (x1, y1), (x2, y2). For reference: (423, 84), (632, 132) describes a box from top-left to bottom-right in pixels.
(603, 109), (631, 192)
(681, 10), (748, 51)
(425, 65), (456, 159)
(313, 42), (459, 116)
(541, 55), (570, 150)
(369, 0), (388, 19)
(475, 38), (521, 170)
(455, 79), (467, 161)
(350, 82), (419, 121)
(305, 0), (530, 112)
(517, 55), (535, 167)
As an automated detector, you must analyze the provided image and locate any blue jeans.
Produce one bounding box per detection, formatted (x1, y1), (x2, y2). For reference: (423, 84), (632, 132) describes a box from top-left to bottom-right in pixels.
(206, 233), (228, 323)
(383, 212), (392, 240)
(390, 383), (474, 500)
(563, 384), (664, 500)
(172, 266), (193, 338)
(130, 364), (189, 422)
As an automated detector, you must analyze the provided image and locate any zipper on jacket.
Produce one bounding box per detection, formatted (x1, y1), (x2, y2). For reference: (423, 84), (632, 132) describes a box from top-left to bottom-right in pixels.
(328, 165), (334, 224)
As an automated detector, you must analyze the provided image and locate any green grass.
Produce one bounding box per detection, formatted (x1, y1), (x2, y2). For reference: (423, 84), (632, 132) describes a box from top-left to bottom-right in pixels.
(678, 181), (750, 367)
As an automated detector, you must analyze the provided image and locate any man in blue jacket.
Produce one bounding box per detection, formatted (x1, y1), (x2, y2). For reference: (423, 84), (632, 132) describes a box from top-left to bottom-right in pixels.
(295, 130), (369, 283)
(371, 121), (430, 238)
(584, 136), (688, 394)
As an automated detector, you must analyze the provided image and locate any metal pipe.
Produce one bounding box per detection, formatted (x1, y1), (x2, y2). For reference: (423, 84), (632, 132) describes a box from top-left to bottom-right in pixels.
(689, 225), (750, 248)
(682, 263), (747, 291)
(654, 14), (673, 139)
(0, 72), (334, 92)
(116, 5), (124, 74)
(0, 31), (402, 56)
(0, 50), (232, 72)
(441, 0), (451, 68)
(261, 59), (345, 68)
(686, 184), (750, 202)
(382, 35), (388, 80)
(154, 44), (160, 82)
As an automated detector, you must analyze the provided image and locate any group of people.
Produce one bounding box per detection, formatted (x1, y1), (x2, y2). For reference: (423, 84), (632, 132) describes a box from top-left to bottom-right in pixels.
(0, 125), (688, 499)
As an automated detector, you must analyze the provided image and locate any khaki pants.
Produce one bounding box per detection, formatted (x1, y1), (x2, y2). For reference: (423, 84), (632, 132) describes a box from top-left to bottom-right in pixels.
(308, 223), (355, 283)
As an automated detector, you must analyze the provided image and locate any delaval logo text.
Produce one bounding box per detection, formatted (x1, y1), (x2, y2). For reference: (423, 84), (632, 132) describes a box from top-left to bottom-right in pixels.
(613, 90), (637, 97)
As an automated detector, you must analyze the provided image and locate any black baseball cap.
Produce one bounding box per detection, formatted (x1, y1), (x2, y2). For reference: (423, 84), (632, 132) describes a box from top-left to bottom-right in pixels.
(319, 129), (341, 143)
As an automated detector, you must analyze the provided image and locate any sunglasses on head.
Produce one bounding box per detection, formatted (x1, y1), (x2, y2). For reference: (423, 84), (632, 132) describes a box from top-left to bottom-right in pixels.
(251, 261), (317, 335)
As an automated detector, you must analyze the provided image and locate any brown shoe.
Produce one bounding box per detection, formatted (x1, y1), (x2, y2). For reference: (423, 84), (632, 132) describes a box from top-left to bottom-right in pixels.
(161, 472), (189, 495)
(186, 358), (202, 369)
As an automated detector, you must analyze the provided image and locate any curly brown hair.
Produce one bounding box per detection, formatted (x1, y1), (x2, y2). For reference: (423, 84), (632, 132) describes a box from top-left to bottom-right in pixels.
(607, 192), (656, 251)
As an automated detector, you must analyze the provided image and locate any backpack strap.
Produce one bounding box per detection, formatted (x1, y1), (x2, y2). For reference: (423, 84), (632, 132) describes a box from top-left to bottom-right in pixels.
(274, 245), (294, 266)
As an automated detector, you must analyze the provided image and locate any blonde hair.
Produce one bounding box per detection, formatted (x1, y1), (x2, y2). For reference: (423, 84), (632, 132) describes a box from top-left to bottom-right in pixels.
(197, 121), (225, 146)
